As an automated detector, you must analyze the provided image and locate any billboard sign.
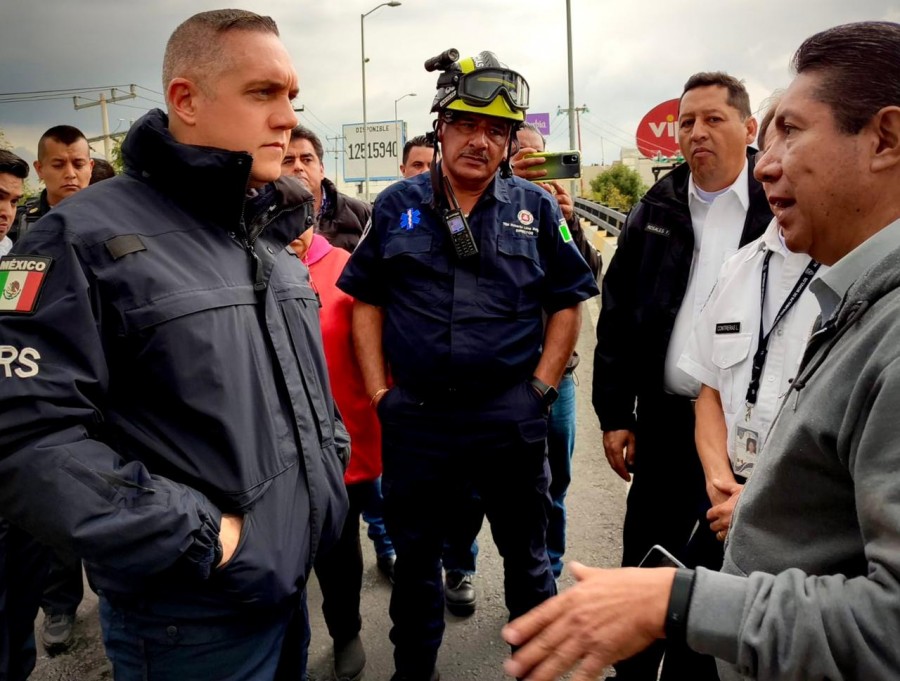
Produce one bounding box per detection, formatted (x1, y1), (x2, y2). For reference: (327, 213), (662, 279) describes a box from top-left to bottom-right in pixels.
(343, 120), (403, 181)
(635, 98), (680, 159)
(525, 112), (551, 136)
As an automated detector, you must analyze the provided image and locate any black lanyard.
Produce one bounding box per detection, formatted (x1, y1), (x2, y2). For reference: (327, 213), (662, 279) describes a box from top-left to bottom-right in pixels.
(744, 250), (820, 407)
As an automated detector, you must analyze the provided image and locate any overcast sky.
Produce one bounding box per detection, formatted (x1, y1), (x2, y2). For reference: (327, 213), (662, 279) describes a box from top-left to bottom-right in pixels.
(1, 0), (895, 181)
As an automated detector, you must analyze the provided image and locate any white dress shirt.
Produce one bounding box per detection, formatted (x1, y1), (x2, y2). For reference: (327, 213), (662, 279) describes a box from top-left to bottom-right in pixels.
(664, 161), (750, 397)
(0, 236), (12, 256)
(678, 219), (824, 476)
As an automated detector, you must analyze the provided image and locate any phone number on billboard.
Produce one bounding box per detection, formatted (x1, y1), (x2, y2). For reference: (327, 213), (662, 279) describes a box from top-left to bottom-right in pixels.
(348, 141), (399, 160)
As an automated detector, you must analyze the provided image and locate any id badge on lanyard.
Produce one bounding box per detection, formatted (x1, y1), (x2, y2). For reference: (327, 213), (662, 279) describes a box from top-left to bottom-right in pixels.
(739, 250), (820, 477)
(733, 421), (761, 477)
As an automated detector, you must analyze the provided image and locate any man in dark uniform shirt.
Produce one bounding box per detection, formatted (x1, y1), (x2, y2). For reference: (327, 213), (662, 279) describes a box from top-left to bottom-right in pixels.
(339, 50), (598, 681)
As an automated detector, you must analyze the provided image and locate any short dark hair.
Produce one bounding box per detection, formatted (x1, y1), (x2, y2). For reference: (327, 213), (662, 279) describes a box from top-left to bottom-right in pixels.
(37, 125), (88, 161)
(0, 149), (29, 179)
(163, 10), (279, 93)
(402, 135), (433, 165)
(90, 158), (116, 185)
(681, 72), (752, 120)
(792, 21), (900, 135)
(289, 125), (324, 163)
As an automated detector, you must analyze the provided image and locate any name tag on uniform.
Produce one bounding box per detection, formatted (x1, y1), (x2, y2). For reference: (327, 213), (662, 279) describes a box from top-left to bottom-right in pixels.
(716, 322), (741, 334)
(644, 224), (670, 237)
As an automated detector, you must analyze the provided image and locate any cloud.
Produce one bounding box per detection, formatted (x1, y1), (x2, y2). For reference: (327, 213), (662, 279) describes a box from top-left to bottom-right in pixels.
(0, 0), (890, 175)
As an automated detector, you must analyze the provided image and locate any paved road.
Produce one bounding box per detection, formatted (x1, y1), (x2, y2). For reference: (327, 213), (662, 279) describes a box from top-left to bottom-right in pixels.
(30, 295), (628, 681)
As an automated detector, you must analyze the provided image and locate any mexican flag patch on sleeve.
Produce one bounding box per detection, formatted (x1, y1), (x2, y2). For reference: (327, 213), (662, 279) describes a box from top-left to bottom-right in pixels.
(558, 218), (573, 243)
(0, 256), (53, 314)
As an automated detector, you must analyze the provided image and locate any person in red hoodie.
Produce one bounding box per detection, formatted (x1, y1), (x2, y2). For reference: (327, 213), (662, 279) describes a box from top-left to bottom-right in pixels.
(291, 227), (381, 681)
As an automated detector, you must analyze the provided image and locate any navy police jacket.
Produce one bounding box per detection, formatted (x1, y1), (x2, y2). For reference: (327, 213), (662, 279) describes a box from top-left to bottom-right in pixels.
(592, 151), (772, 432)
(0, 110), (348, 615)
(11, 189), (50, 243)
(338, 170), (599, 394)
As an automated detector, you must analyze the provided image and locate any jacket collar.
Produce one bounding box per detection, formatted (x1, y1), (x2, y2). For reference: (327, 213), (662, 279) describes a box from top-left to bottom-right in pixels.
(640, 148), (771, 248)
(320, 177), (338, 218)
(121, 109), (313, 239)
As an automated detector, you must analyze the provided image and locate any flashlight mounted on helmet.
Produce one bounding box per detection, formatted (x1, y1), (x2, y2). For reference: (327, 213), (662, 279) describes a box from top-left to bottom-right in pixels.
(424, 48), (460, 73)
(428, 50), (529, 123)
(426, 49), (529, 216)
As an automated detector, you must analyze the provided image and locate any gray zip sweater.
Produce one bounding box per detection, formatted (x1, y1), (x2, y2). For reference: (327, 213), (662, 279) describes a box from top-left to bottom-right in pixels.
(686, 236), (900, 680)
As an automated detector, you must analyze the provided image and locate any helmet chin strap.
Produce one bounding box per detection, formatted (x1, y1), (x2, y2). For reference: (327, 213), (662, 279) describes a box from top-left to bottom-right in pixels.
(427, 119), (445, 211)
(428, 114), (522, 200)
(498, 122), (522, 179)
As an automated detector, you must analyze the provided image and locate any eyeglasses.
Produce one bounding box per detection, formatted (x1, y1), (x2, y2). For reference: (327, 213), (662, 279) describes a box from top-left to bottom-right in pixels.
(457, 69), (530, 111)
(448, 117), (512, 147)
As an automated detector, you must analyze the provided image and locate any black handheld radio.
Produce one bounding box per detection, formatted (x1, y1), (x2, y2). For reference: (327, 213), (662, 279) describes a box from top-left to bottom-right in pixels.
(441, 176), (478, 259)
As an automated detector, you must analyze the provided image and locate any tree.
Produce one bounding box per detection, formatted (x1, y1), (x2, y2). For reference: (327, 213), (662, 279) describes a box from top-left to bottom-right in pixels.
(590, 164), (648, 212)
(110, 136), (125, 174)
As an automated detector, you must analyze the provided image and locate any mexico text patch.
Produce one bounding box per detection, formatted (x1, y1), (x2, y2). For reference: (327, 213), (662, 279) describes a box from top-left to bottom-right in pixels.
(0, 256), (53, 314)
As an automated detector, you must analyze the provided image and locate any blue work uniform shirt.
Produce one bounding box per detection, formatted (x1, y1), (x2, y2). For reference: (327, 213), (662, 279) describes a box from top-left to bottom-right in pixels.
(337, 171), (599, 394)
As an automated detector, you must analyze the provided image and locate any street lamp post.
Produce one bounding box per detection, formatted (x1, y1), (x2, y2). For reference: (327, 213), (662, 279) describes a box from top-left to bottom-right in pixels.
(394, 92), (416, 175)
(361, 1), (401, 201)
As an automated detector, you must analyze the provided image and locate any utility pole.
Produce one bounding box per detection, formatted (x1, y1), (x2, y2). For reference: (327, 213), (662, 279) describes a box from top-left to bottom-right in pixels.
(557, 104), (589, 194)
(326, 135), (346, 191)
(73, 85), (137, 160)
(557, 105), (589, 151)
(565, 0), (576, 153)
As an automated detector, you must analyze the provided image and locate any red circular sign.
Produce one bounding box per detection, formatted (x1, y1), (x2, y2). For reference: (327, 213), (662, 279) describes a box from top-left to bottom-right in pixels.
(635, 98), (680, 159)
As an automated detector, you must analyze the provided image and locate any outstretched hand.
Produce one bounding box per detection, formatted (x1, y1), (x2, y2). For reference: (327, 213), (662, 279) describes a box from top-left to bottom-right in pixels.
(502, 562), (673, 681)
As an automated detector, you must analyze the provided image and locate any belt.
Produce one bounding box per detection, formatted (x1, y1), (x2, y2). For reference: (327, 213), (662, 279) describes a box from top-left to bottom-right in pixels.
(401, 380), (520, 405)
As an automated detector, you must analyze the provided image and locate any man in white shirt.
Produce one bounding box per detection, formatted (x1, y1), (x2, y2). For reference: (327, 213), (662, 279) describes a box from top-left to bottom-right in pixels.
(592, 72), (772, 680)
(678, 220), (821, 537)
(505, 20), (900, 681)
(678, 106), (824, 543)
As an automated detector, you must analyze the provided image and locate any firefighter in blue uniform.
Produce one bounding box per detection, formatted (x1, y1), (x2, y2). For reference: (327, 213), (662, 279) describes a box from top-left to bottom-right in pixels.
(338, 50), (599, 681)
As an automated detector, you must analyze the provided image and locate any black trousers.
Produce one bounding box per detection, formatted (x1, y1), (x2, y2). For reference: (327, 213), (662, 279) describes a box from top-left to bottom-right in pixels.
(379, 382), (556, 679)
(0, 520), (49, 681)
(613, 392), (722, 681)
(314, 480), (381, 644)
(40, 549), (83, 616)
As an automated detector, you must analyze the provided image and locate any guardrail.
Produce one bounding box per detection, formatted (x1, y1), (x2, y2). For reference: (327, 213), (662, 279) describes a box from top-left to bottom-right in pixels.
(574, 197), (626, 237)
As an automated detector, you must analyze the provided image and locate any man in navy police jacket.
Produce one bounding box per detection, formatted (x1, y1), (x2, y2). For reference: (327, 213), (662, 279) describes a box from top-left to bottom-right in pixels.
(0, 10), (347, 680)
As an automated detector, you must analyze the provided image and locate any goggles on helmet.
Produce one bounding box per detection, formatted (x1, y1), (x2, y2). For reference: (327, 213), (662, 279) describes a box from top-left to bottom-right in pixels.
(457, 69), (530, 112)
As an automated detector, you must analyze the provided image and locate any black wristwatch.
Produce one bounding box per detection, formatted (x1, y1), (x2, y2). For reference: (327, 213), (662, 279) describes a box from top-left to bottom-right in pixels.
(529, 376), (559, 408)
(665, 568), (696, 643)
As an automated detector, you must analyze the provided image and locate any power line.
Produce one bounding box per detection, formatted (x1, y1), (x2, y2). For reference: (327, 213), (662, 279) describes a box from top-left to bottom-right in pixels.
(134, 85), (164, 97)
(109, 102), (156, 112)
(74, 86), (138, 159)
(297, 112), (332, 145)
(301, 105), (339, 137)
(0, 84), (135, 97)
(132, 94), (165, 106)
(0, 84), (164, 106)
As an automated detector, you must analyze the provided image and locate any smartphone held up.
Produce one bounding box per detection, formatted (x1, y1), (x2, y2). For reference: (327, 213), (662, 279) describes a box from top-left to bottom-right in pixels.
(523, 150), (582, 181)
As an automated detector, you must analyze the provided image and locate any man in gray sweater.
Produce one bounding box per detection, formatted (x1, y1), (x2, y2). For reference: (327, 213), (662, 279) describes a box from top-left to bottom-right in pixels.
(502, 20), (900, 681)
